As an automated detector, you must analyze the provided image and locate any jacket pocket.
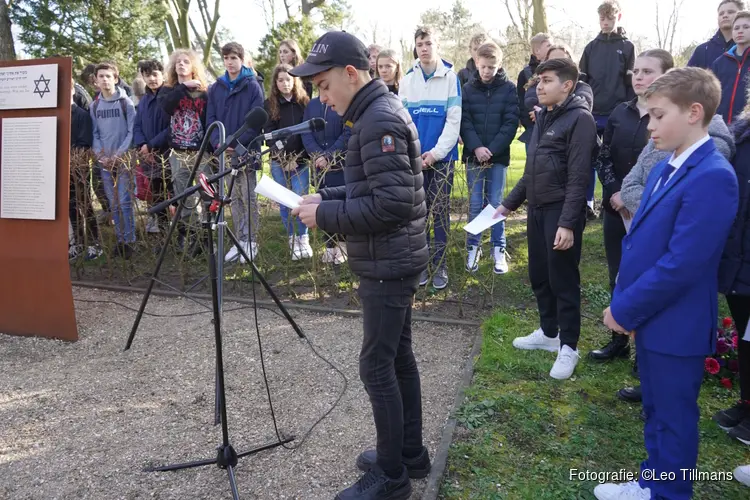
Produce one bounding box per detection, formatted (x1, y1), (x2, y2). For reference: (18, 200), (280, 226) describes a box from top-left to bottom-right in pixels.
(550, 155), (566, 190)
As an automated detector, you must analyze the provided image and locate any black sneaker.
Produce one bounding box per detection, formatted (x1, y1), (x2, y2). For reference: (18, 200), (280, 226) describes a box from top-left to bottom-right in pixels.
(588, 334), (630, 362)
(713, 401), (750, 431)
(356, 447), (431, 479)
(335, 465), (412, 500)
(617, 385), (642, 403)
(729, 418), (750, 445)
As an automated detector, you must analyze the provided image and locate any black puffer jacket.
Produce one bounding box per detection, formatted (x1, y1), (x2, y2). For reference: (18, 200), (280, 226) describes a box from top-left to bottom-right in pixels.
(460, 70), (519, 165)
(517, 55), (541, 142)
(503, 94), (598, 229)
(719, 118), (750, 296)
(579, 27), (636, 115)
(263, 96), (309, 161)
(316, 79), (428, 280)
(596, 98), (649, 215)
(458, 58), (477, 89)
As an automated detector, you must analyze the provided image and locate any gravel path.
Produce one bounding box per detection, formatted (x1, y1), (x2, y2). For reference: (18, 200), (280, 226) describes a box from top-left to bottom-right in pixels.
(0, 287), (474, 499)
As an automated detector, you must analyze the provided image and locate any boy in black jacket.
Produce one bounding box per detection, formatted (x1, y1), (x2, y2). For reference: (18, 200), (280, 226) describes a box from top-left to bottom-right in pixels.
(496, 58), (597, 381)
(69, 78), (102, 261)
(579, 0), (635, 216)
(461, 42), (519, 274)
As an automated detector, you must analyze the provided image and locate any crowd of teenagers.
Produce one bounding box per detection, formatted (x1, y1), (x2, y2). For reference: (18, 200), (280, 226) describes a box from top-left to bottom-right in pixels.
(63, 0), (750, 497)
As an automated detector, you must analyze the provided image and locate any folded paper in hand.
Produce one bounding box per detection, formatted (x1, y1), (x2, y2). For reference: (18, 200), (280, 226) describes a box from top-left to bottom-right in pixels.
(254, 175), (303, 209)
(464, 204), (506, 236)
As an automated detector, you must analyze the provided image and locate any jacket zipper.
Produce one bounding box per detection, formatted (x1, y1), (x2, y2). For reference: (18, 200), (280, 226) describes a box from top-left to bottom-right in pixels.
(483, 88), (491, 149)
(727, 50), (750, 123)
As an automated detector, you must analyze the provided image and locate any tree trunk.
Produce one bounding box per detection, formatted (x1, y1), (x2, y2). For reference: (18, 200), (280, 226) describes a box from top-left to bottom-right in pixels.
(0, 0), (16, 60)
(531, 0), (548, 35)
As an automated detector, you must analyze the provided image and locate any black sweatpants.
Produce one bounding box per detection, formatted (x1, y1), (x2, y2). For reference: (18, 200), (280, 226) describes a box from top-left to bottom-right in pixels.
(725, 294), (750, 402)
(603, 210), (627, 294)
(527, 204), (586, 348)
(358, 276), (423, 476)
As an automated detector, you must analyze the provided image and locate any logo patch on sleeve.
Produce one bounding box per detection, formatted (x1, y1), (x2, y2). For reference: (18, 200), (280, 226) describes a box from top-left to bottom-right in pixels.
(381, 134), (395, 152)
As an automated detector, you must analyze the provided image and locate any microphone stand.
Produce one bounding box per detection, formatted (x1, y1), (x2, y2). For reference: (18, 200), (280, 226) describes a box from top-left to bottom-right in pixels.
(124, 130), (309, 499)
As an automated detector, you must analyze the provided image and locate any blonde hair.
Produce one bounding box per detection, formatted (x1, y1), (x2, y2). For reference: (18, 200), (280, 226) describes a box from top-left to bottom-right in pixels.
(530, 33), (552, 50)
(279, 39), (304, 67)
(165, 49), (208, 90)
(644, 67), (721, 127)
(376, 49), (403, 88)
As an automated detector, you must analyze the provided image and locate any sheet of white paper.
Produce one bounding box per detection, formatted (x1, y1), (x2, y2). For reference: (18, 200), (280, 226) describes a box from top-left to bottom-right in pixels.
(0, 64), (58, 110)
(744, 317), (750, 342)
(1, 116), (57, 220)
(254, 175), (303, 209)
(464, 204), (506, 235)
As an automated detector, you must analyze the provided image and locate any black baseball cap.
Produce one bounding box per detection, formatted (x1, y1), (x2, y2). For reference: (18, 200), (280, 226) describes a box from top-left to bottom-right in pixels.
(288, 31), (370, 78)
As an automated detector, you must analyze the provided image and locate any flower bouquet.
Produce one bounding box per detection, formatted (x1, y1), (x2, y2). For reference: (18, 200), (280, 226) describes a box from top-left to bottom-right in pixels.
(704, 317), (741, 389)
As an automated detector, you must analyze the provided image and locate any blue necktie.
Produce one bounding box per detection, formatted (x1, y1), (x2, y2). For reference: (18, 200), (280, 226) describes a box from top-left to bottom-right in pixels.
(657, 164), (676, 192)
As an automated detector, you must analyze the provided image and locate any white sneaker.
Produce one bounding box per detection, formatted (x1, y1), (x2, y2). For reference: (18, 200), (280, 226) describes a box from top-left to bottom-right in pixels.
(322, 247), (338, 264)
(68, 245), (82, 261)
(512, 328), (559, 352)
(289, 236), (303, 261)
(225, 245), (241, 263)
(493, 247), (509, 274)
(85, 245), (103, 261)
(238, 241), (258, 264)
(735, 465), (750, 487)
(335, 243), (348, 264)
(146, 215), (160, 234)
(466, 245), (482, 273)
(298, 234), (313, 259)
(594, 481), (651, 500)
(550, 345), (580, 380)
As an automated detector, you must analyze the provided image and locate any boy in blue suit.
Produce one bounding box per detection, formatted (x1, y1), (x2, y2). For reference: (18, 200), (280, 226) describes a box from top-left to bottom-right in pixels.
(207, 41), (265, 264)
(595, 67), (739, 500)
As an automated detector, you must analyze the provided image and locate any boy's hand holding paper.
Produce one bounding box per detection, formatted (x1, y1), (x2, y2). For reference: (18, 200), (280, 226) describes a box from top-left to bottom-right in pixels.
(254, 175), (304, 209)
(464, 204), (507, 236)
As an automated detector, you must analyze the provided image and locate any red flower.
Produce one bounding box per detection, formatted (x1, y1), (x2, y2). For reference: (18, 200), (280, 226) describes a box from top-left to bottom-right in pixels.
(734, 335), (739, 349)
(723, 317), (734, 328)
(721, 378), (733, 389)
(729, 360), (740, 373)
(705, 357), (721, 375)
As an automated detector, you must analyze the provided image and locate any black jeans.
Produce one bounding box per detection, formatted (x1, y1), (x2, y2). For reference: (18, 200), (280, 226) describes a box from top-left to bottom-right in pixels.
(358, 275), (423, 473)
(527, 205), (585, 347)
(603, 210), (627, 294)
(725, 295), (750, 401)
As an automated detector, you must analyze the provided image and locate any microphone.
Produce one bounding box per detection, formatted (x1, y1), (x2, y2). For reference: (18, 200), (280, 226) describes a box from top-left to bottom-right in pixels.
(214, 107), (269, 156)
(263, 118), (325, 142)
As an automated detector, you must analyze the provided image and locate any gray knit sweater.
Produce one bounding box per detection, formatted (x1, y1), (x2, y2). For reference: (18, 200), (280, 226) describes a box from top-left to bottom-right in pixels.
(620, 114), (735, 214)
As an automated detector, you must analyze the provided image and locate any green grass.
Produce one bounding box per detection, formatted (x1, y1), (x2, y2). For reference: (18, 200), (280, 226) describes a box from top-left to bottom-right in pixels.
(441, 193), (750, 498)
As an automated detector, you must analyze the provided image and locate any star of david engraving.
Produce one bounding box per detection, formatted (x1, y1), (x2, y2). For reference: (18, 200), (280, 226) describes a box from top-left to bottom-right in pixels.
(33, 74), (51, 99)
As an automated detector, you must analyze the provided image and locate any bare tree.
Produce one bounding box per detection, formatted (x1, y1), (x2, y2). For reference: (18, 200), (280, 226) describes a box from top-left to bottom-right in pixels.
(655, 0), (685, 54)
(503, 0), (533, 44)
(256, 0), (277, 31)
(0, 0), (15, 60)
(532, 0), (548, 35)
(164, 0), (223, 76)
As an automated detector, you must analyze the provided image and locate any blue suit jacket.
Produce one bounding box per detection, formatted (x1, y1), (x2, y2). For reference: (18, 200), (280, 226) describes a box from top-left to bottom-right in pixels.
(610, 140), (738, 357)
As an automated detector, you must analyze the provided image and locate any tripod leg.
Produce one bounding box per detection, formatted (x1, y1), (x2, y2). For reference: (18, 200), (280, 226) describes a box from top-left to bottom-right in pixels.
(145, 456), (218, 472)
(227, 465), (240, 500)
(224, 228), (306, 339)
(124, 197), (184, 351)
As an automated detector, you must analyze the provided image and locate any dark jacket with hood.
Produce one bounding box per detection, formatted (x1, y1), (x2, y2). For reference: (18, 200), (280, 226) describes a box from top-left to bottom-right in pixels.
(302, 97), (351, 170)
(263, 95), (308, 162)
(460, 69), (520, 166)
(711, 45), (750, 124)
(207, 66), (265, 149)
(315, 79), (429, 280)
(688, 30), (734, 69)
(503, 94), (598, 229)
(596, 98), (650, 215)
(719, 118), (750, 296)
(134, 85), (171, 156)
(158, 83), (209, 151)
(71, 102), (93, 149)
(458, 58), (477, 89)
(524, 78), (594, 118)
(579, 27), (636, 116)
(517, 54), (541, 142)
